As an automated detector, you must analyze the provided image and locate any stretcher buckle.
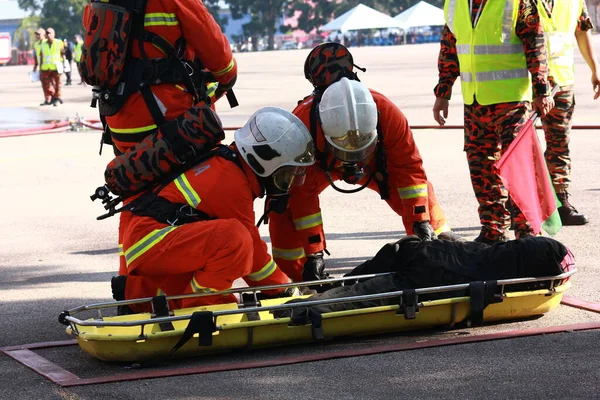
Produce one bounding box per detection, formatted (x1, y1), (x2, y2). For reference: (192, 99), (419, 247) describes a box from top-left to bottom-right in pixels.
(398, 289), (419, 320)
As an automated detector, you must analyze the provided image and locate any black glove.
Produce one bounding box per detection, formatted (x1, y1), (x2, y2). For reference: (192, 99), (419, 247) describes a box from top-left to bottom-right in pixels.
(214, 75), (237, 100)
(412, 221), (437, 241)
(302, 252), (326, 282)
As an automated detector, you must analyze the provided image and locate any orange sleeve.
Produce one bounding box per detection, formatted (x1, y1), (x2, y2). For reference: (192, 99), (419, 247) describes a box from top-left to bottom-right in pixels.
(374, 92), (430, 222)
(173, 0), (237, 84)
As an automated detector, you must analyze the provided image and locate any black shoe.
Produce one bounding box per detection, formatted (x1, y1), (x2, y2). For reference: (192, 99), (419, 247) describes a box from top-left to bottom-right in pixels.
(111, 275), (127, 301)
(52, 97), (63, 106)
(557, 193), (588, 226)
(40, 101), (51, 106)
(473, 229), (507, 245)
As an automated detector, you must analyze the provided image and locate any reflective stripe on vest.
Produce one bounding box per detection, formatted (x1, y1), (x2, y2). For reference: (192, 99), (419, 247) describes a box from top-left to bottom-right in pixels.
(293, 212), (323, 231)
(41, 41), (62, 71)
(144, 13), (179, 27)
(247, 258), (277, 282)
(539, 0), (581, 86)
(398, 184), (428, 200)
(174, 173), (201, 208)
(109, 124), (158, 134)
(125, 226), (178, 267)
(445, 0), (532, 105)
(272, 247), (306, 261)
(190, 277), (219, 293)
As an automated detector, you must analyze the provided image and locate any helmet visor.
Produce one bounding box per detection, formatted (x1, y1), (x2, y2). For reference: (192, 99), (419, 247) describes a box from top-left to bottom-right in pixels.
(325, 130), (377, 163)
(272, 166), (308, 192)
(294, 140), (316, 165)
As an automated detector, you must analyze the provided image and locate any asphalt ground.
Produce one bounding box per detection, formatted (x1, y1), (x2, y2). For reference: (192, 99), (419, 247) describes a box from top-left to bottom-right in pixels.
(1, 37), (599, 399)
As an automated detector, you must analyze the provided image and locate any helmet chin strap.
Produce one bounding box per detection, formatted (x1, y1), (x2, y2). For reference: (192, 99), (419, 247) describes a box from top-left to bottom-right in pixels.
(256, 176), (291, 227)
(324, 162), (373, 194)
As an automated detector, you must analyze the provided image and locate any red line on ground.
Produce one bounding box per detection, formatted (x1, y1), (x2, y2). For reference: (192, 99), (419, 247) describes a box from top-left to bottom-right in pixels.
(561, 296), (600, 313)
(3, 322), (598, 387)
(0, 339), (77, 352)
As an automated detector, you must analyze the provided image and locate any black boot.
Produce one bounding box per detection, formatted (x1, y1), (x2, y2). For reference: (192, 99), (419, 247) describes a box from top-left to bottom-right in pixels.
(111, 275), (134, 315)
(557, 193), (589, 226)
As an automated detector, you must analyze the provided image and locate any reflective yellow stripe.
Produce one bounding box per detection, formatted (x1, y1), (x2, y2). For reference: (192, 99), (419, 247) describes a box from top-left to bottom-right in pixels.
(435, 224), (451, 235)
(156, 288), (165, 296)
(125, 226), (178, 266)
(213, 58), (235, 76)
(109, 124), (157, 134)
(190, 277), (219, 294)
(174, 173), (201, 208)
(398, 184), (428, 200)
(144, 13), (178, 27)
(272, 247), (306, 261)
(247, 258), (277, 282)
(207, 82), (218, 97)
(293, 212), (323, 231)
(175, 84), (186, 91)
(118, 244), (124, 256)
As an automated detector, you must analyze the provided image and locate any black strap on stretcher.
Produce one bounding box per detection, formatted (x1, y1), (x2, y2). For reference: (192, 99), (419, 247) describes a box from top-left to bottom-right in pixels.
(151, 296), (174, 332)
(468, 280), (502, 325)
(171, 311), (216, 353)
(398, 289), (419, 319)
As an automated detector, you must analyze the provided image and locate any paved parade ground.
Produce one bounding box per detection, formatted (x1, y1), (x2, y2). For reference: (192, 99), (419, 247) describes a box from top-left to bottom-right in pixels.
(1, 38), (599, 399)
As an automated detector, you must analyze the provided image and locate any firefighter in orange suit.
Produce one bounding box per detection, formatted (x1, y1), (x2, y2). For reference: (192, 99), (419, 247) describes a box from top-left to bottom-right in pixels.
(113, 107), (316, 312)
(102, 0), (238, 152)
(268, 44), (460, 284)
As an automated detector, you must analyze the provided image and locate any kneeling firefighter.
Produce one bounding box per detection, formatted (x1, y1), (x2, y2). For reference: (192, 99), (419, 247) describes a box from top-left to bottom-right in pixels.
(111, 107), (316, 313)
(269, 43), (460, 285)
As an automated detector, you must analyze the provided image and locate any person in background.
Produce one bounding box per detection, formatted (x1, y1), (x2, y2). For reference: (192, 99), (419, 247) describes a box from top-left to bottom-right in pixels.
(39, 27), (65, 106)
(73, 35), (84, 85)
(32, 28), (46, 103)
(63, 38), (73, 86)
(432, 0), (554, 244)
(537, 0), (599, 226)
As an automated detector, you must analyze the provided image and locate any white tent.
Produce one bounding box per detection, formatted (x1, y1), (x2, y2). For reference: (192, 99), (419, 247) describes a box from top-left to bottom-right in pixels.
(320, 4), (406, 33)
(394, 1), (445, 29)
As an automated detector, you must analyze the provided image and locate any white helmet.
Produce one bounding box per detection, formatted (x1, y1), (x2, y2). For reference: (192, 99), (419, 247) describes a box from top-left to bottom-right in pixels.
(319, 77), (378, 163)
(235, 107), (316, 188)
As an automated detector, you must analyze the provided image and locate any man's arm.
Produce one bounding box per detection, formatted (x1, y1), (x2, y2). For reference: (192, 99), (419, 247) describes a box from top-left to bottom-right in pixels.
(574, 2), (599, 99)
(515, 0), (553, 114)
(174, 0), (237, 86)
(433, 25), (460, 100)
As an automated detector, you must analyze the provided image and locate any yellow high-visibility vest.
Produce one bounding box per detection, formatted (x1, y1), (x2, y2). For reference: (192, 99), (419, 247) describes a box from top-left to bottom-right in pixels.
(539, 0), (582, 86)
(40, 40), (62, 71)
(74, 42), (83, 63)
(34, 40), (44, 63)
(444, 0), (532, 105)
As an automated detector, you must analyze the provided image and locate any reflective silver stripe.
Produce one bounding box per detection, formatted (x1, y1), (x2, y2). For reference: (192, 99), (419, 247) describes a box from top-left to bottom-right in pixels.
(174, 174), (201, 208)
(446, 0), (457, 32)
(456, 44), (470, 54)
(552, 54), (574, 66)
(272, 247), (306, 261)
(502, 0), (514, 42)
(247, 258), (277, 282)
(461, 72), (473, 82)
(473, 43), (522, 55)
(125, 226), (178, 266)
(293, 212), (323, 230)
(398, 184), (428, 200)
(475, 68), (528, 81)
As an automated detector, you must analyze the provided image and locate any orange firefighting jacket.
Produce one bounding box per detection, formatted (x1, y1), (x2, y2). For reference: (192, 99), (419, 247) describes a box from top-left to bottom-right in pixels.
(292, 89), (431, 222)
(106, 0), (237, 152)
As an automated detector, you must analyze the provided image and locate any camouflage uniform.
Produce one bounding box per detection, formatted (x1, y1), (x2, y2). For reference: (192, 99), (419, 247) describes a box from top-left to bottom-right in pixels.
(540, 0), (593, 225)
(435, 0), (550, 241)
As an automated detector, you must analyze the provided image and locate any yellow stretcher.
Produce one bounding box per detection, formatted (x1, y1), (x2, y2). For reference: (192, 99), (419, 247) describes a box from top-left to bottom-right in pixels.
(60, 271), (574, 362)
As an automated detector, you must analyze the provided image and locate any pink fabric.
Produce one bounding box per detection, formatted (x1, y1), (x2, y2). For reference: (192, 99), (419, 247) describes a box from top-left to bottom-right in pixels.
(495, 120), (557, 234)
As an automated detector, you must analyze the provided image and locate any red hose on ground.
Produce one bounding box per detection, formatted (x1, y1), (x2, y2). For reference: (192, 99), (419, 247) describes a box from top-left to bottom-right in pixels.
(0, 120), (70, 135)
(0, 125), (71, 138)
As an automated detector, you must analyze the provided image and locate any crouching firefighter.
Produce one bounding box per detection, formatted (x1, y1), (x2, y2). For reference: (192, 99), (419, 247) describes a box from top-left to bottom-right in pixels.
(103, 107), (316, 313)
(78, 0), (238, 178)
(269, 43), (461, 285)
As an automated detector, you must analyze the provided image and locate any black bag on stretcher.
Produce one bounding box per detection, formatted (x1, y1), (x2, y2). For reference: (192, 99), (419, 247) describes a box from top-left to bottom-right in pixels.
(276, 236), (574, 321)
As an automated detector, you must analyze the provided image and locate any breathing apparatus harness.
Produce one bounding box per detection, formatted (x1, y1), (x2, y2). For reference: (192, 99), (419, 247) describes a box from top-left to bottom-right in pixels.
(91, 145), (244, 223)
